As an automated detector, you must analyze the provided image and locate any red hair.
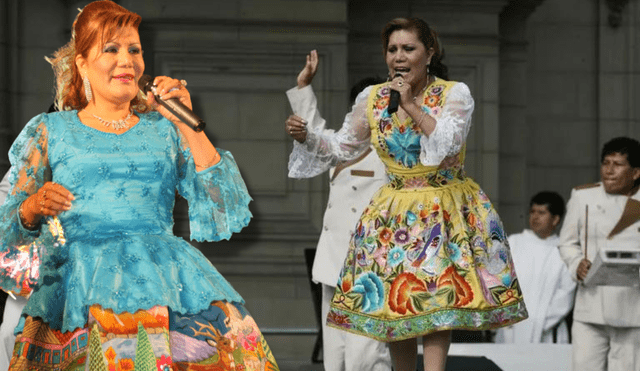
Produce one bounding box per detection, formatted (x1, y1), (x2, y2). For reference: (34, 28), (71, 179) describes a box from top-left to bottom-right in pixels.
(50, 0), (149, 111)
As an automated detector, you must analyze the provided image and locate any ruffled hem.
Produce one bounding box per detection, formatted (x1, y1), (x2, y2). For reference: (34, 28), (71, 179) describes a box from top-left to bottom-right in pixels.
(327, 300), (528, 342)
(186, 149), (253, 242)
(22, 233), (244, 333)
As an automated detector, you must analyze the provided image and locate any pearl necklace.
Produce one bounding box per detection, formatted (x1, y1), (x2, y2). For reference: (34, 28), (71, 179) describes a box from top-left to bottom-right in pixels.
(91, 110), (134, 130)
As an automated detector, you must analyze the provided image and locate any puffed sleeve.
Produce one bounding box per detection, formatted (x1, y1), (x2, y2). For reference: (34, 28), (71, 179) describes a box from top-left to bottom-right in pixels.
(287, 86), (373, 178)
(174, 128), (252, 242)
(420, 82), (474, 166)
(0, 114), (51, 247)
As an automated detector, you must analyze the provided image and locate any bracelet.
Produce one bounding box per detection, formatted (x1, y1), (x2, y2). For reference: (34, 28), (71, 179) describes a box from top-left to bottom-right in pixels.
(19, 202), (39, 230)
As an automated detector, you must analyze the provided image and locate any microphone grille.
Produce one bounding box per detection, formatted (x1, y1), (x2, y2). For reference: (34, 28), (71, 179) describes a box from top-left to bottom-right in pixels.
(138, 74), (153, 92)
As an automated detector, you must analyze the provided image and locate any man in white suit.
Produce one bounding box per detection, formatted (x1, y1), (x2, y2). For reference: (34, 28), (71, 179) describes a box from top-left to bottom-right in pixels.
(496, 191), (576, 344)
(285, 50), (392, 371)
(558, 137), (640, 371)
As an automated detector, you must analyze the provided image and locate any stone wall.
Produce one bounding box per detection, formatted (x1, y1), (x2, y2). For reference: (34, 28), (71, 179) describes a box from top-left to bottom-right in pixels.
(500, 0), (640, 232)
(1, 0), (639, 365)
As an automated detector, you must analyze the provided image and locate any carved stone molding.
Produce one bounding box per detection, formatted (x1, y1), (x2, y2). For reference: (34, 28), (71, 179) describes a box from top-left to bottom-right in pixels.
(606, 0), (631, 28)
(500, 0), (546, 20)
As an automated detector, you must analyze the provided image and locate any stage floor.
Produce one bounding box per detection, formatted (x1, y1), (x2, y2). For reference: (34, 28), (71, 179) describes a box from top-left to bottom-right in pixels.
(280, 343), (572, 371)
(443, 343), (572, 371)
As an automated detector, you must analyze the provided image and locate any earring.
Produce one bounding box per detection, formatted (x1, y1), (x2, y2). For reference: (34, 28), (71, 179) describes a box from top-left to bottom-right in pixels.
(83, 74), (93, 103)
(427, 64), (430, 75)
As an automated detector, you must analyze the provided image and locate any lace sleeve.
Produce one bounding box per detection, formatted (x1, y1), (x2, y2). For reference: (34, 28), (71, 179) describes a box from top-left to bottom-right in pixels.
(0, 114), (51, 248)
(419, 82), (474, 166)
(174, 127), (252, 242)
(288, 86), (373, 178)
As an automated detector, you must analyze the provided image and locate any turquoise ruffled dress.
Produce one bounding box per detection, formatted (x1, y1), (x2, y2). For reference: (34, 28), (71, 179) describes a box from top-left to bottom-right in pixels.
(0, 111), (279, 370)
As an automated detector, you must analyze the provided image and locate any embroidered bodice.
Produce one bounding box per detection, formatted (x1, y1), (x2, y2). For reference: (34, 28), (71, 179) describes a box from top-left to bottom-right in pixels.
(288, 77), (474, 179)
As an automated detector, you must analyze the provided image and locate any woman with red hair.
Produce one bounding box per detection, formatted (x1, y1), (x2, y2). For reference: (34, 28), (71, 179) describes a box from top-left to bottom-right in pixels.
(0, 1), (278, 369)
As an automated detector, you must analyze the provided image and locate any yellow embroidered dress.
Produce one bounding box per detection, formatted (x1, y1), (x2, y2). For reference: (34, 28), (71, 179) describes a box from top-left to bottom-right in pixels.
(288, 79), (527, 341)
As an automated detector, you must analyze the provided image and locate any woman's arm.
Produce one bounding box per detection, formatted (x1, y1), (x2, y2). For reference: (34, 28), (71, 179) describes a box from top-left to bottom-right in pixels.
(147, 76), (220, 171)
(287, 86), (373, 179)
(418, 82), (474, 166)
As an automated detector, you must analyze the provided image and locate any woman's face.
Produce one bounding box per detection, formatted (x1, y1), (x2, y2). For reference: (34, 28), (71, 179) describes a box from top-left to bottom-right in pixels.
(385, 29), (434, 88)
(76, 26), (144, 107)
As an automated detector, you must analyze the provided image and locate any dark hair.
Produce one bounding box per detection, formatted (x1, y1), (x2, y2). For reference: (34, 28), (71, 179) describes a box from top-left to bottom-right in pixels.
(530, 191), (565, 218)
(601, 137), (640, 168)
(381, 18), (448, 80)
(350, 77), (384, 105)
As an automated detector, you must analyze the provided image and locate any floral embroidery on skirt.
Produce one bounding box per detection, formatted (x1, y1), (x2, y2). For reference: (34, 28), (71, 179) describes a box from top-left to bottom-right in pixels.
(327, 81), (528, 342)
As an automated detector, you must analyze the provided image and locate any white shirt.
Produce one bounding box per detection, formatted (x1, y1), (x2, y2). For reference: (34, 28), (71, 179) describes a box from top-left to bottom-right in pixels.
(496, 229), (576, 343)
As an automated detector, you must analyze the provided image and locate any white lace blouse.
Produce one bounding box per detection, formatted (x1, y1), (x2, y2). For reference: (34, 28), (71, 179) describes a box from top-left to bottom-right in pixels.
(287, 82), (474, 179)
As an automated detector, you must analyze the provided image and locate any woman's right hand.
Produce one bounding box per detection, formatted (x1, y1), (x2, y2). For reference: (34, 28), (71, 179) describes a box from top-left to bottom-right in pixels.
(285, 115), (307, 143)
(297, 50), (319, 88)
(20, 182), (74, 227)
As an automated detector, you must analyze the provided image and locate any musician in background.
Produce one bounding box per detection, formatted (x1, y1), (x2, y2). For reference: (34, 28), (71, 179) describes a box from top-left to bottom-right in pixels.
(496, 191), (575, 344)
(558, 136), (640, 371)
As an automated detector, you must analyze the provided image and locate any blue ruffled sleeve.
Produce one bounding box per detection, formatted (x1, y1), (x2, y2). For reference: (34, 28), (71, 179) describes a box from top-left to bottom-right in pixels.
(0, 114), (51, 293)
(0, 114), (50, 246)
(174, 129), (252, 242)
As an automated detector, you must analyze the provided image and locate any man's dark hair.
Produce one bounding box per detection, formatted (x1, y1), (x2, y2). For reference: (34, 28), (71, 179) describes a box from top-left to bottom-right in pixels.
(601, 136), (640, 168)
(530, 191), (565, 218)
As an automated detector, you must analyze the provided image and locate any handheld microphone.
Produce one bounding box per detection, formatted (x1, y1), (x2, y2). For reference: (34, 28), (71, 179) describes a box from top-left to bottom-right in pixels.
(138, 74), (206, 132)
(387, 73), (403, 114)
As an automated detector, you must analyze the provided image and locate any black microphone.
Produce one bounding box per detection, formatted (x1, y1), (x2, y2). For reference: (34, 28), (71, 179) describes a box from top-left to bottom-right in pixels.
(387, 73), (402, 114)
(138, 74), (206, 132)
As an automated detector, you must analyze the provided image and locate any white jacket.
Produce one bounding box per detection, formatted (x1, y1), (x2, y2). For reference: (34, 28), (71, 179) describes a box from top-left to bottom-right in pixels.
(558, 183), (640, 327)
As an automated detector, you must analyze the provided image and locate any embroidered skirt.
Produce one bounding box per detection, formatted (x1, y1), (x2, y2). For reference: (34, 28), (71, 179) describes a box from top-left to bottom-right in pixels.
(8, 301), (279, 371)
(327, 170), (528, 341)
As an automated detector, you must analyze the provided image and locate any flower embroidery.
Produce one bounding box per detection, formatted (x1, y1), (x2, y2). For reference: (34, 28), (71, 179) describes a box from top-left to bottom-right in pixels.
(371, 246), (388, 268)
(426, 95), (440, 107)
(340, 277), (352, 293)
(388, 247), (405, 267)
(378, 227), (393, 246)
(352, 272), (385, 313)
(375, 96), (390, 110)
(437, 266), (474, 307)
(388, 272), (428, 315)
(393, 228), (410, 246)
(385, 127), (421, 167)
(428, 85), (444, 96)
